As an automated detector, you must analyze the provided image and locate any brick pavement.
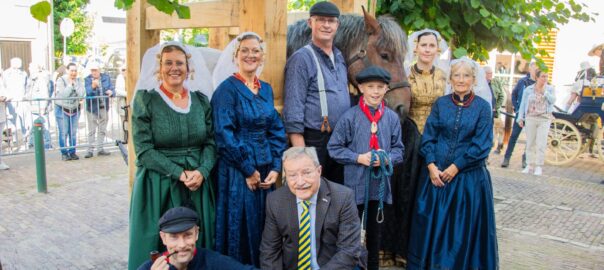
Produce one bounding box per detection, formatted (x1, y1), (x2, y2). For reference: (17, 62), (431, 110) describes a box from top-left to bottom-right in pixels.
(0, 144), (603, 269)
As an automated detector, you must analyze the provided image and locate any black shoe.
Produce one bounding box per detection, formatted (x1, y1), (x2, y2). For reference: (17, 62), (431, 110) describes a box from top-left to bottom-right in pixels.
(84, 152), (93, 158)
(494, 144), (503, 154)
(70, 153), (80, 160)
(501, 158), (510, 168)
(97, 150), (110, 156)
(62, 154), (71, 161)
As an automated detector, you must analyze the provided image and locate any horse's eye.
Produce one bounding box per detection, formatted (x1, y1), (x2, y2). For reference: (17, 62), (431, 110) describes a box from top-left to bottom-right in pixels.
(380, 53), (389, 61)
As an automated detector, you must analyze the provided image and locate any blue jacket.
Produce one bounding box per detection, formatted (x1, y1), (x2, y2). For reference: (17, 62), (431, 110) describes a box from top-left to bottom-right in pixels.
(85, 73), (114, 114)
(137, 248), (258, 270)
(516, 84), (556, 123)
(511, 74), (535, 113)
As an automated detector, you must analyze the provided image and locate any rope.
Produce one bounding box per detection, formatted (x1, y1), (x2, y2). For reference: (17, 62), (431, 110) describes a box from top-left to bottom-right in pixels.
(362, 149), (393, 231)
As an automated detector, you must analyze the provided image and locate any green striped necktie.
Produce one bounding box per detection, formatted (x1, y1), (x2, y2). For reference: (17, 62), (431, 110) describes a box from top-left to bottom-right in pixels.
(298, 200), (311, 270)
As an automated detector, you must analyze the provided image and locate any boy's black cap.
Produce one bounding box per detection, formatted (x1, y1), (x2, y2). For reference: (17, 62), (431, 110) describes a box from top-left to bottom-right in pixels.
(309, 2), (340, 18)
(355, 66), (391, 84)
(159, 207), (199, 233)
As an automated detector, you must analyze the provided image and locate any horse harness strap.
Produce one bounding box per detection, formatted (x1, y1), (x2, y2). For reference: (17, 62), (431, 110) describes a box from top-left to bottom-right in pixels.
(305, 45), (331, 133)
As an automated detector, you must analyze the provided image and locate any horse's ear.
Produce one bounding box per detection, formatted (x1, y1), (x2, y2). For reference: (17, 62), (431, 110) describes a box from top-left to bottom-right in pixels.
(362, 6), (381, 35)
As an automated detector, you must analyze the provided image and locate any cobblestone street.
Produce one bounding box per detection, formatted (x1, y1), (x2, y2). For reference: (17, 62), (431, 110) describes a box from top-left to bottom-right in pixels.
(0, 143), (603, 269)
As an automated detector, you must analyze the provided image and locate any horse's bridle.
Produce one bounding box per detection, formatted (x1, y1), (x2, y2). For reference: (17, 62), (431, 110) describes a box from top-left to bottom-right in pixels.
(348, 49), (410, 92)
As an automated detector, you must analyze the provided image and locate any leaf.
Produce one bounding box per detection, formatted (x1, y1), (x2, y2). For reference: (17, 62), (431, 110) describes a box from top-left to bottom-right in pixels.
(464, 11), (481, 25)
(511, 24), (523, 33)
(174, 3), (190, 19)
(436, 17), (449, 28)
(148, 0), (175, 15)
(453, 47), (468, 58)
(413, 17), (425, 29)
(470, 0), (480, 9)
(30, 1), (51, 23)
(114, 0), (134, 10)
(479, 8), (490, 17)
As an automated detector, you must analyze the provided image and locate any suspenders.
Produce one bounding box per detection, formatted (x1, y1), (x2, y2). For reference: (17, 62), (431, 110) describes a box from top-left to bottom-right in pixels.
(304, 45), (331, 133)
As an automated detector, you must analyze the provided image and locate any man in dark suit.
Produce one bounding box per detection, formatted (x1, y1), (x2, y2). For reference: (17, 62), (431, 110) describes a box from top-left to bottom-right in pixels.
(260, 147), (361, 269)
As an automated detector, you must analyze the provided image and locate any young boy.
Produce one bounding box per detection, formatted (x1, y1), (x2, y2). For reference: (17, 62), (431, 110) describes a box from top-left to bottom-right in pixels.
(327, 66), (404, 270)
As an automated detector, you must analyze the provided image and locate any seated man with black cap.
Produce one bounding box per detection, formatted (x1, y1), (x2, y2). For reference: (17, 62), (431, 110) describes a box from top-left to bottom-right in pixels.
(137, 207), (257, 270)
(327, 66), (404, 270)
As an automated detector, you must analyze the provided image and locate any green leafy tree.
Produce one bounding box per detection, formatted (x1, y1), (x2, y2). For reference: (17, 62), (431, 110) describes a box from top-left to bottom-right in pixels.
(377, 0), (596, 69)
(53, 0), (93, 58)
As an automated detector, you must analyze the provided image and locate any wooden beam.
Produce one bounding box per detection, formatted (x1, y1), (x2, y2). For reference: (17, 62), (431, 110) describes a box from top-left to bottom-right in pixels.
(127, 0), (160, 189)
(208, 28), (231, 50)
(239, 0), (287, 111)
(146, 1), (240, 30)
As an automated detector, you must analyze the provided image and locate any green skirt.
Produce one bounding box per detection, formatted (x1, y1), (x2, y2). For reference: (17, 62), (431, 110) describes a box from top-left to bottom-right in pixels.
(127, 148), (215, 270)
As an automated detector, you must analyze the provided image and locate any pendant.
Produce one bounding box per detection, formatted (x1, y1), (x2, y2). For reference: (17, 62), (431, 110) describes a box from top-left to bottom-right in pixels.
(173, 93), (182, 100)
(371, 122), (378, 134)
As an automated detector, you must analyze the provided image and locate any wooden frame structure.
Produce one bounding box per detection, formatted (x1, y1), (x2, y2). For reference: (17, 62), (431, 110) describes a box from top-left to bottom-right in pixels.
(126, 0), (372, 186)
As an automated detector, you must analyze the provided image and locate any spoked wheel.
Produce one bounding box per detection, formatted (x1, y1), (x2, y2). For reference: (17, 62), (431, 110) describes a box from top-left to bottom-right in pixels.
(546, 119), (582, 165)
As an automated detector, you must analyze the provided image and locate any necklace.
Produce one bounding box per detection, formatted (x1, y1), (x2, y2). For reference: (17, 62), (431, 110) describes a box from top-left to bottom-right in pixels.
(450, 91), (475, 107)
(160, 85), (188, 100)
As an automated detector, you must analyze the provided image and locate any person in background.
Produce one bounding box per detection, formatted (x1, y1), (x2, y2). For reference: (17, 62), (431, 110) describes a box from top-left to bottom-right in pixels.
(501, 61), (537, 168)
(54, 63), (86, 161)
(26, 62), (52, 149)
(211, 32), (287, 267)
(0, 69), (10, 170)
(564, 61), (596, 112)
(2, 57), (29, 145)
(516, 70), (556, 176)
(407, 58), (498, 269)
(484, 66), (506, 154)
(84, 62), (114, 158)
(137, 207), (258, 270)
(115, 64), (128, 137)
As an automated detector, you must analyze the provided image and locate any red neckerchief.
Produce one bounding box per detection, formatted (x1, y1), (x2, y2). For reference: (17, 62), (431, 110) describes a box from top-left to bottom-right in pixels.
(233, 73), (261, 90)
(450, 91), (475, 107)
(160, 84), (188, 100)
(359, 96), (384, 150)
(162, 248), (197, 264)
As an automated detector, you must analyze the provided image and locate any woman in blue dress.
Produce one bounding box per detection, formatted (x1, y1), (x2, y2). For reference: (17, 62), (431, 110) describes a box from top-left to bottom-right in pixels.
(407, 57), (498, 269)
(211, 32), (287, 267)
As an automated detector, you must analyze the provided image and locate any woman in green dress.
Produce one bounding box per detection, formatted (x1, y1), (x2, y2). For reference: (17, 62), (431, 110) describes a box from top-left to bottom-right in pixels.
(128, 41), (216, 270)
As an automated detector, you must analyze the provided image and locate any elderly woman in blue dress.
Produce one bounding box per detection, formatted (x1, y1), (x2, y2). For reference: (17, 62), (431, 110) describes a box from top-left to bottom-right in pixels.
(407, 57), (498, 269)
(211, 32), (287, 267)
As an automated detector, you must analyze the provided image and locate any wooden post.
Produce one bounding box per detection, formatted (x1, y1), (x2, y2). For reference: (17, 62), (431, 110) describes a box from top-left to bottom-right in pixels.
(331, 0), (375, 15)
(239, 0), (287, 110)
(127, 0), (160, 188)
(208, 28), (231, 50)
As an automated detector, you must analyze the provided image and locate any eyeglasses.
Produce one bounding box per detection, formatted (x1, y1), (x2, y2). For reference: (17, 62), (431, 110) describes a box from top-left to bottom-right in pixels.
(161, 60), (186, 68)
(285, 166), (319, 181)
(313, 17), (338, 26)
(239, 47), (263, 56)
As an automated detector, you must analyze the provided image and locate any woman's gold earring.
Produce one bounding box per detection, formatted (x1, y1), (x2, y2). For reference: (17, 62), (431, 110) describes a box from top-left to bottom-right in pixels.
(189, 68), (195, 80)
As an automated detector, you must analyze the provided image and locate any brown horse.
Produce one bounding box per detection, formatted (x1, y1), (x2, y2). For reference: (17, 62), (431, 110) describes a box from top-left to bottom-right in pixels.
(287, 9), (420, 263)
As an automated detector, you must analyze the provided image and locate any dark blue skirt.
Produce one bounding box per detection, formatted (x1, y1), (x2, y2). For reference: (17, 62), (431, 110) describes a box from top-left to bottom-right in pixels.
(407, 165), (498, 270)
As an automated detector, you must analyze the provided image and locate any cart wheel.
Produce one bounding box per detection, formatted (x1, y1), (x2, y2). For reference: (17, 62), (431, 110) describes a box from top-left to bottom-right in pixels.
(546, 119), (582, 165)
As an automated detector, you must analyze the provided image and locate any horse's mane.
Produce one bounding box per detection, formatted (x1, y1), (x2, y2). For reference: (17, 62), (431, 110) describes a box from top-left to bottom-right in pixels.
(287, 14), (407, 63)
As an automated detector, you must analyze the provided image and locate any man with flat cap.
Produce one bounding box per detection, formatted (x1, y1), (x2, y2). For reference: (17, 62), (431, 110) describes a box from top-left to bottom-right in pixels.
(283, 1), (349, 185)
(137, 207), (257, 270)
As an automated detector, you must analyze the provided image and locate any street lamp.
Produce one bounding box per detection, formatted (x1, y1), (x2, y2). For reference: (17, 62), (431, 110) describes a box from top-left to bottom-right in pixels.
(60, 18), (75, 57)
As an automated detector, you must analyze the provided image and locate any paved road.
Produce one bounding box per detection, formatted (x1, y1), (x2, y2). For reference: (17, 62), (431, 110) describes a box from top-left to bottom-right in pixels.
(0, 143), (602, 269)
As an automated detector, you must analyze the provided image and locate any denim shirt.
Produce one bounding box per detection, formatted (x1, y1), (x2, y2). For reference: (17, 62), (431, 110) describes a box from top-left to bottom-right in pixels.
(283, 43), (350, 133)
(516, 84), (556, 123)
(85, 73), (114, 114)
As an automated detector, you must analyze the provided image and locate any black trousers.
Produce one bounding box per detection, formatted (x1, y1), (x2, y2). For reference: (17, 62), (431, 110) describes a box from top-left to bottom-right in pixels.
(303, 128), (344, 184)
(358, 201), (382, 270)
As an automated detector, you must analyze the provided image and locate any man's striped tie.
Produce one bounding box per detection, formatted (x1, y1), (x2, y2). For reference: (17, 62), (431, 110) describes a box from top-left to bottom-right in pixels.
(298, 200), (311, 270)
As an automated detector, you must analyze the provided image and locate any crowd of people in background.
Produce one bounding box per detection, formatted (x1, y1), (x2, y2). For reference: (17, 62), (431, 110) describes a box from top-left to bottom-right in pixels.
(0, 55), (127, 167)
